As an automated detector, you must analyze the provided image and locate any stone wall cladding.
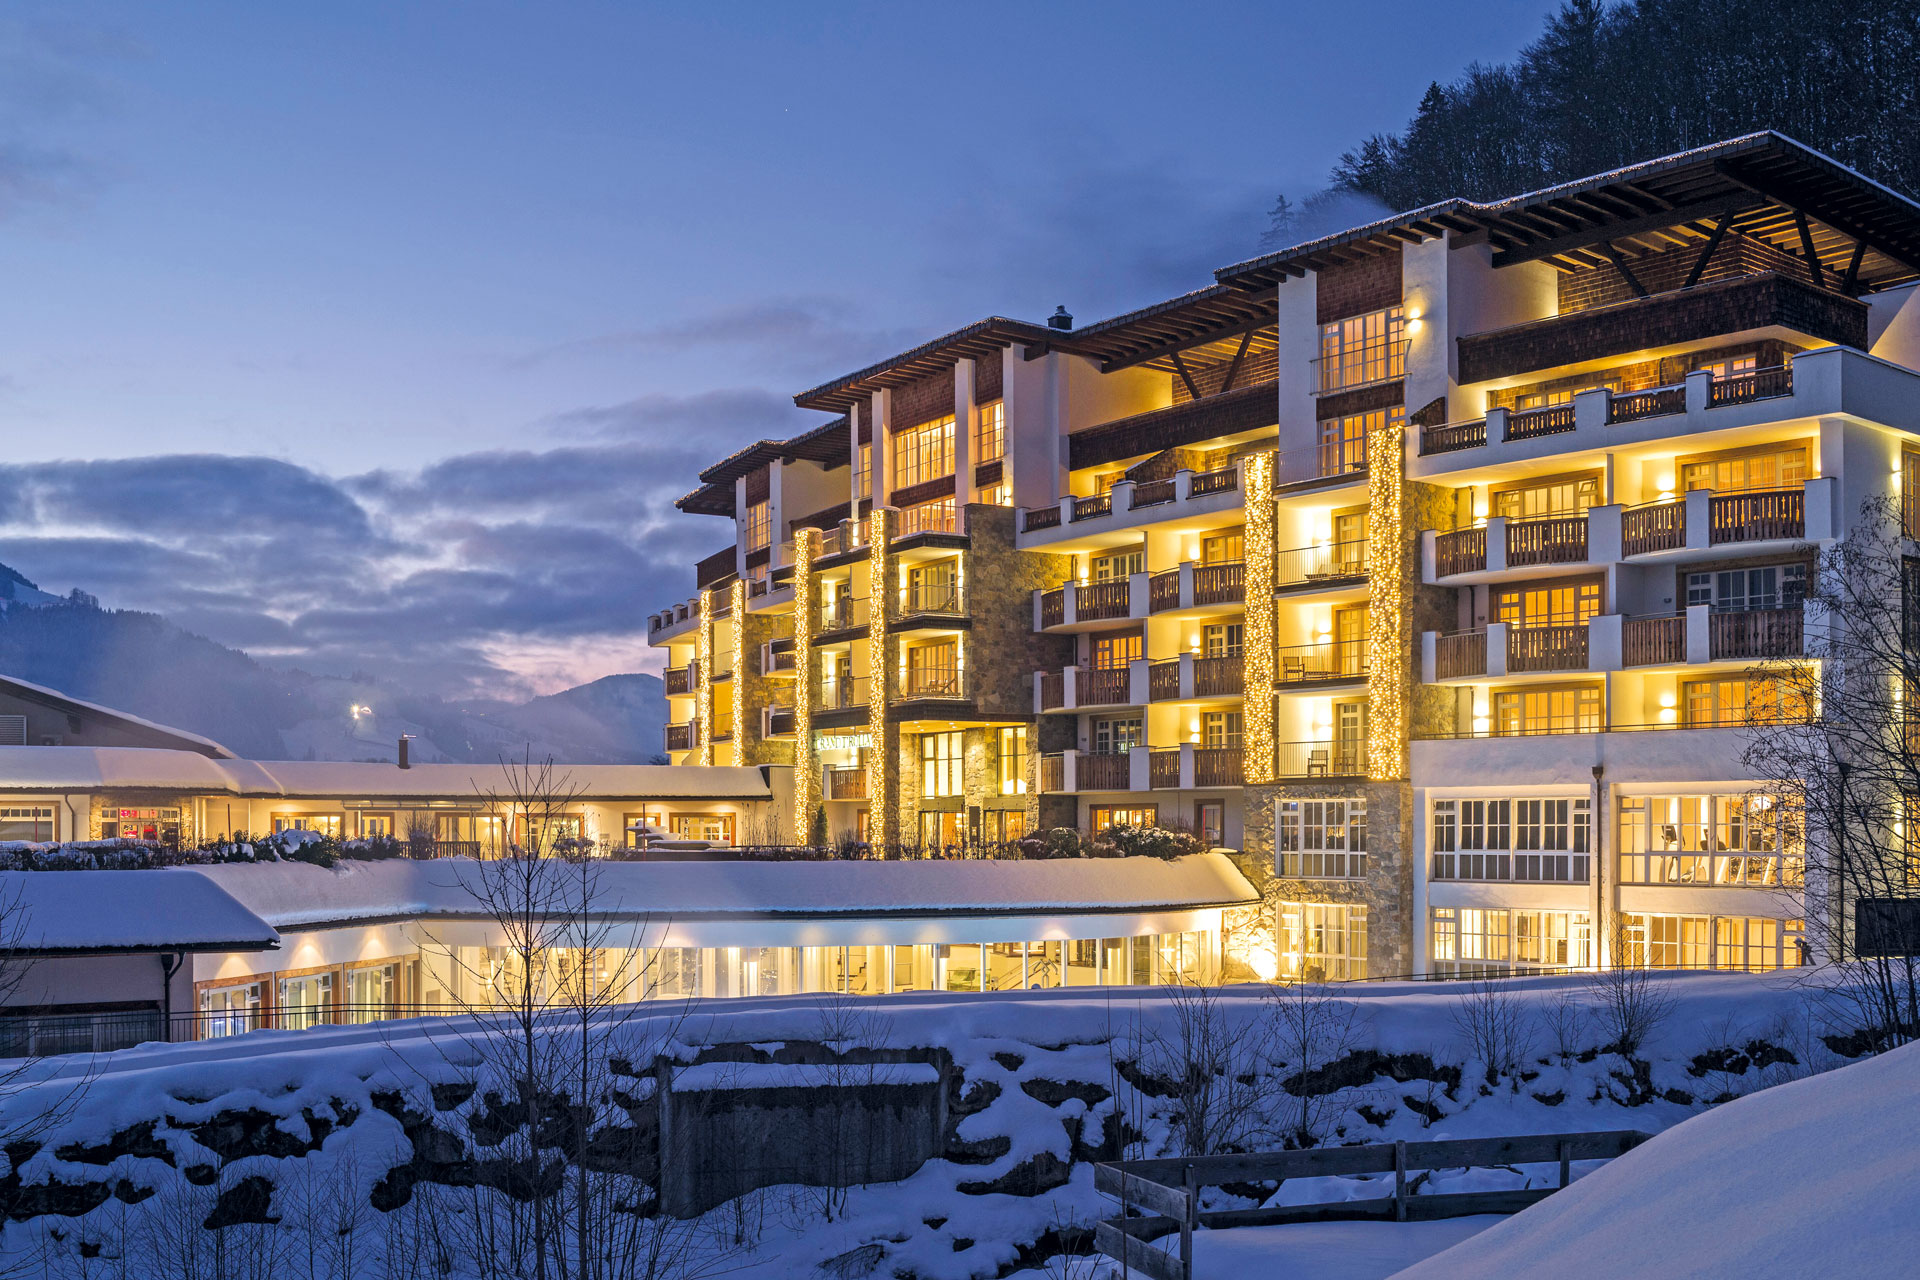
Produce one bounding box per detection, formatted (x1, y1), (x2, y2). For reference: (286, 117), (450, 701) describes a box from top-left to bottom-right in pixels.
(965, 505), (1075, 722)
(739, 607), (793, 769)
(1242, 779), (1413, 978)
(1316, 249), (1402, 325)
(1458, 272), (1865, 385)
(1407, 478), (1461, 740)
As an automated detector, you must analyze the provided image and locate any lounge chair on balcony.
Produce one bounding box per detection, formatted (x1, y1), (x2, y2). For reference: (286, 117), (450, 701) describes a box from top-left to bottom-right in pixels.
(1283, 657), (1307, 683)
(1307, 748), (1329, 777)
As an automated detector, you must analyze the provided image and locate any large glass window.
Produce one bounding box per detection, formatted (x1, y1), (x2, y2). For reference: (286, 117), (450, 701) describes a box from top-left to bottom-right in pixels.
(974, 399), (1005, 464)
(904, 641), (959, 696)
(892, 415), (956, 490)
(1685, 563), (1806, 612)
(995, 726), (1027, 796)
(1090, 805), (1156, 833)
(1092, 631), (1142, 670)
(1494, 580), (1600, 626)
(1092, 548), (1144, 582)
(1492, 685), (1603, 735)
(1493, 474), (1600, 520)
(920, 731), (964, 797)
(1202, 711), (1243, 750)
(1093, 716), (1143, 755)
(742, 500), (771, 551)
(1317, 407), (1396, 477)
(896, 498), (957, 537)
(1278, 903), (1368, 981)
(855, 443), (872, 499)
(0, 806), (55, 841)
(1431, 907), (1590, 974)
(1276, 799), (1367, 878)
(1317, 306), (1406, 393)
(1616, 794), (1801, 886)
(1682, 675), (1807, 727)
(1681, 444), (1806, 494)
(1430, 798), (1590, 881)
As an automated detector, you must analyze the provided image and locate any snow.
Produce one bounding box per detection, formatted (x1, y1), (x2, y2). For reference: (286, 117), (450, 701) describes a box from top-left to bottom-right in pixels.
(1394, 1037), (1920, 1279)
(0, 674), (236, 757)
(1195, 1217), (1501, 1280)
(671, 1061), (941, 1091)
(180, 852), (1258, 929)
(1, 870), (280, 952)
(0, 746), (776, 799)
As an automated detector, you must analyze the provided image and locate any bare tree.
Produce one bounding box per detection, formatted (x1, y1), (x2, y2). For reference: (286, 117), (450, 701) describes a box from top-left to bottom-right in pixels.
(1583, 927), (1678, 1059)
(1743, 496), (1920, 1047)
(1450, 979), (1534, 1087)
(1540, 985), (1588, 1067)
(1135, 983), (1270, 1158)
(1266, 982), (1364, 1149)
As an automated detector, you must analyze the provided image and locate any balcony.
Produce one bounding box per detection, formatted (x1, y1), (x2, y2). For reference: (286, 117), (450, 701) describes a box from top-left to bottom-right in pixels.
(1455, 272), (1865, 386)
(816, 596), (870, 637)
(1275, 739), (1366, 779)
(1077, 665), (1131, 708)
(898, 581), (964, 619)
(1018, 463), (1243, 547)
(762, 706), (795, 738)
(1506, 623), (1590, 674)
(761, 645), (796, 678)
(1034, 577), (1143, 631)
(1144, 560), (1248, 615)
(647, 597), (700, 641)
(1425, 605), (1805, 682)
(1143, 654), (1243, 703)
(816, 675), (868, 712)
(1708, 607), (1803, 661)
(1032, 662), (1146, 713)
(1312, 339), (1407, 396)
(899, 667), (968, 702)
(664, 721), (695, 754)
(1078, 752), (1132, 791)
(1276, 540), (1368, 592)
(824, 767), (868, 802)
(1276, 639), (1366, 687)
(1038, 744), (1246, 793)
(1622, 614), (1685, 667)
(663, 663), (697, 696)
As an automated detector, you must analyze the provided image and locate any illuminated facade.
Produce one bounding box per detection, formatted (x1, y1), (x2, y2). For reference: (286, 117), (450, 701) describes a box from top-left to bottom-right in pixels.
(650, 134), (1920, 979)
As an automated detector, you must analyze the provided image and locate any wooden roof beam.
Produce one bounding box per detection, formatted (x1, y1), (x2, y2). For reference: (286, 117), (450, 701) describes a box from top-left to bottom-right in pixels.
(1493, 192), (1762, 267)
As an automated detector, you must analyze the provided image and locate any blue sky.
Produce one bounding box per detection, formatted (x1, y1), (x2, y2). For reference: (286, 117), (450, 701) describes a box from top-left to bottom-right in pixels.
(0, 1), (1561, 696)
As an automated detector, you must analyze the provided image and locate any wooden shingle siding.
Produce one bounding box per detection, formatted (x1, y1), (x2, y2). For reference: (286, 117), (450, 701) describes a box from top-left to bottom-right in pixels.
(888, 475), (956, 509)
(1169, 330), (1279, 404)
(1558, 235), (1823, 313)
(1068, 382), (1277, 472)
(889, 369), (955, 431)
(974, 346), (1003, 402)
(1458, 272), (1865, 386)
(743, 465), (770, 506)
(1315, 249), (1401, 325)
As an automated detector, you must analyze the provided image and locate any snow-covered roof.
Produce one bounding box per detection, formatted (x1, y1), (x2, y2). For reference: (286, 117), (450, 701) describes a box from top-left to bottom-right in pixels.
(2, 870), (280, 953)
(0, 675), (235, 758)
(0, 746), (776, 801)
(183, 853), (1259, 931)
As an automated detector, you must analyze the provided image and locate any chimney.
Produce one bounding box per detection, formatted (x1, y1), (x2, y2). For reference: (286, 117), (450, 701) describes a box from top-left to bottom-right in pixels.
(397, 735), (411, 769)
(1048, 304), (1073, 331)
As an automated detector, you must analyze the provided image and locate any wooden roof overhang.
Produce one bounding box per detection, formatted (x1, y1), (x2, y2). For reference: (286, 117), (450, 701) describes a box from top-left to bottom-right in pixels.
(677, 416), (852, 517)
(1216, 133), (1920, 296)
(793, 318), (1089, 413)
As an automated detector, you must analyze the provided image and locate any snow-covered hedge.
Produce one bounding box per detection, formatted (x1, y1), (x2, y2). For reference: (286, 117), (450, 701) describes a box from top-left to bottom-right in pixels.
(0, 829), (415, 872)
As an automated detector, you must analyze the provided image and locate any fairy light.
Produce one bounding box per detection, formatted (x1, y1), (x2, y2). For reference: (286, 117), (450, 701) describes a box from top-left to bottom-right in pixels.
(1367, 416), (1407, 780)
(695, 589), (715, 767)
(790, 528), (817, 844)
(730, 577), (748, 767)
(866, 507), (894, 846)
(1243, 451), (1277, 784)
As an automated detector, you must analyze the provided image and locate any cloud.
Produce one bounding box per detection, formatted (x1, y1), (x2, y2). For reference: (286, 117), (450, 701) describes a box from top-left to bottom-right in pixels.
(0, 428), (738, 699)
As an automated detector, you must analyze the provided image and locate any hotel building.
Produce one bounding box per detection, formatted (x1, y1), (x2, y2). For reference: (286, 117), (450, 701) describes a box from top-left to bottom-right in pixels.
(649, 133), (1920, 980)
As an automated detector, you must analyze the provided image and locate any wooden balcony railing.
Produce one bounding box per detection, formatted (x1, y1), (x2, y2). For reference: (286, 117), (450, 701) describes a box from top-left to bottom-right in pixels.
(1622, 501), (1684, 556)
(1077, 666), (1131, 706)
(1504, 404), (1577, 441)
(1147, 569), (1181, 613)
(1707, 365), (1792, 407)
(1039, 669), (1067, 711)
(1148, 749), (1180, 790)
(825, 768), (868, 802)
(1193, 561), (1244, 607)
(1275, 739), (1366, 778)
(1040, 588), (1066, 629)
(1623, 614), (1685, 666)
(1710, 489), (1804, 545)
(1709, 607), (1804, 661)
(664, 722), (694, 754)
(1508, 623), (1590, 673)
(1189, 467), (1239, 497)
(1079, 753), (1131, 791)
(1276, 639), (1364, 684)
(1420, 418), (1487, 456)
(1193, 656), (1242, 698)
(1435, 527), (1487, 577)
(1077, 580), (1132, 620)
(1436, 631), (1488, 680)
(1195, 747), (1242, 787)
(1275, 540), (1368, 587)
(1130, 479), (1176, 508)
(1607, 385), (1684, 423)
(1039, 753), (1066, 793)
(1024, 505), (1063, 532)
(663, 664), (696, 696)
(1147, 659), (1181, 702)
(765, 708), (795, 737)
(1507, 515), (1588, 567)
(1071, 493), (1113, 522)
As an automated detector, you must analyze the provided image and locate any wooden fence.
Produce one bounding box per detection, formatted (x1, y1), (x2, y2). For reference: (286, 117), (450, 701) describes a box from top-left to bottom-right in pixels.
(1093, 1129), (1651, 1280)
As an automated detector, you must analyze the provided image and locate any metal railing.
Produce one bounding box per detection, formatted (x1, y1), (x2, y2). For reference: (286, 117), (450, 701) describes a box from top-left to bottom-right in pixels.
(895, 503), (963, 538)
(1312, 338), (1407, 395)
(816, 676), (868, 711)
(818, 596), (869, 633)
(1276, 639), (1365, 684)
(1275, 739), (1366, 778)
(1276, 540), (1368, 588)
(898, 582), (962, 615)
(899, 667), (966, 699)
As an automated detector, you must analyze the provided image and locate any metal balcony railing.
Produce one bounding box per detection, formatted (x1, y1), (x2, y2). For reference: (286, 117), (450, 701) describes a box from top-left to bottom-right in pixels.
(1275, 738), (1366, 778)
(1276, 639), (1365, 685)
(1276, 540), (1368, 588)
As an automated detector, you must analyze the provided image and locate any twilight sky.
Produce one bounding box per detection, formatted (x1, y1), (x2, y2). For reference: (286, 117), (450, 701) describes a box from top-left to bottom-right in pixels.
(0, 1), (1560, 698)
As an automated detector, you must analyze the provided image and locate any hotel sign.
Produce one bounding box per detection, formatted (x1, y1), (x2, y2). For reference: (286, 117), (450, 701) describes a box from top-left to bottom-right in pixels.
(814, 732), (872, 751)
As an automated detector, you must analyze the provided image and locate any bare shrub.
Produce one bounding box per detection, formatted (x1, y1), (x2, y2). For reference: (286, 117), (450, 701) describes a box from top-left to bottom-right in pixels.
(1583, 955), (1677, 1058)
(1137, 983), (1271, 1157)
(1450, 979), (1534, 1087)
(1267, 981), (1364, 1148)
(1540, 985), (1588, 1065)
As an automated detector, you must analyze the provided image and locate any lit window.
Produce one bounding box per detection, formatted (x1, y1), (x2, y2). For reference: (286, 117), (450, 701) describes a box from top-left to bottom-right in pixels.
(995, 726), (1027, 796)
(1276, 799), (1367, 878)
(742, 501), (771, 551)
(892, 415), (956, 491)
(1279, 902), (1367, 981)
(920, 731), (964, 797)
(1317, 306), (1406, 393)
(974, 399), (1005, 464)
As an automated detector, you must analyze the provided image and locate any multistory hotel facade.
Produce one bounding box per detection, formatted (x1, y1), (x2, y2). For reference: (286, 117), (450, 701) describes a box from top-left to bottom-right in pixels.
(647, 134), (1920, 981)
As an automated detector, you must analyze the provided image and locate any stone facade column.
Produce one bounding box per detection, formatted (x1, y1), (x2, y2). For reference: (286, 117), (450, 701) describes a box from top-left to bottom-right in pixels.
(789, 528), (819, 845)
(865, 507), (898, 847)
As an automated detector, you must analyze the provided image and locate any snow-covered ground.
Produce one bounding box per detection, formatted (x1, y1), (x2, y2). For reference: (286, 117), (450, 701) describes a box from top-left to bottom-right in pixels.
(0, 973), (1888, 1279)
